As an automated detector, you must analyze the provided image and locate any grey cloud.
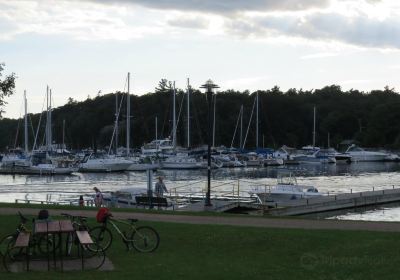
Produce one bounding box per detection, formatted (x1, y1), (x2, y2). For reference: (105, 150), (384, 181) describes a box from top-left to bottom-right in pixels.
(86, 0), (331, 13)
(229, 13), (400, 49)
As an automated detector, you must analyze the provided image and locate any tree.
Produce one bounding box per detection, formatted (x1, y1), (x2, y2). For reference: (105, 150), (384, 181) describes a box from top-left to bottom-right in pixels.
(155, 79), (173, 93)
(0, 63), (16, 117)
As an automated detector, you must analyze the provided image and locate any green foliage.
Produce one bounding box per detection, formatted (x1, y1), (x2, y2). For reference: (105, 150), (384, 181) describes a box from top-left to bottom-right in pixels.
(0, 63), (16, 118)
(3, 84), (400, 151)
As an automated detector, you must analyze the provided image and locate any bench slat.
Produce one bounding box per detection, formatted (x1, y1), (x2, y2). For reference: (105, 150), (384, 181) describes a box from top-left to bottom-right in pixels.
(15, 232), (30, 248)
(76, 231), (93, 245)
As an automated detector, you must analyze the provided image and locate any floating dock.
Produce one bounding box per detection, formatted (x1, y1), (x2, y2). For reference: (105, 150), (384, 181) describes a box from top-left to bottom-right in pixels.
(265, 187), (400, 216)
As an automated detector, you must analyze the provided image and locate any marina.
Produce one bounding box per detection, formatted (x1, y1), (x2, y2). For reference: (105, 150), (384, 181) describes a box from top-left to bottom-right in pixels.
(3, 162), (400, 221)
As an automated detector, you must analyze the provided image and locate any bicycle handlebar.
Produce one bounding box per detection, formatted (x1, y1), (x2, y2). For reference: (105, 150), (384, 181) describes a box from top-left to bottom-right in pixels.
(61, 213), (88, 220)
(18, 211), (28, 224)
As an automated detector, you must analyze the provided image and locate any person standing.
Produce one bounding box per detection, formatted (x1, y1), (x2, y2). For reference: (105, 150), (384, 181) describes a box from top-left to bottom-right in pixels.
(93, 187), (103, 207)
(79, 195), (85, 207)
(154, 177), (168, 197)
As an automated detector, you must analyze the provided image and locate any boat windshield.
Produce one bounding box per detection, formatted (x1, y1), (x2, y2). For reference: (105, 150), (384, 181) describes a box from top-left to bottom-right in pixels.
(277, 173), (297, 185)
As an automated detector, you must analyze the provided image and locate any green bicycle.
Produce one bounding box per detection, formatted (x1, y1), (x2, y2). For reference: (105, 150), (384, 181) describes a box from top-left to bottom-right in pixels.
(89, 214), (159, 253)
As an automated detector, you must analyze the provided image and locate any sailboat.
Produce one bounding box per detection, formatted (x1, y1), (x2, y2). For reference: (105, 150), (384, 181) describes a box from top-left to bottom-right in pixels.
(1, 89), (76, 175)
(79, 73), (136, 172)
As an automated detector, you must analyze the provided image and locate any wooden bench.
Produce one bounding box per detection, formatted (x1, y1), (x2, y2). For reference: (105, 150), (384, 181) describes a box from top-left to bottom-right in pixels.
(15, 232), (30, 248)
(135, 196), (173, 209)
(76, 231), (94, 270)
(14, 232), (31, 271)
(76, 231), (93, 245)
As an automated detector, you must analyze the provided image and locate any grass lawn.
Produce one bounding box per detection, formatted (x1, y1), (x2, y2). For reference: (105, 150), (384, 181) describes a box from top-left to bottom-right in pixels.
(0, 211), (399, 280)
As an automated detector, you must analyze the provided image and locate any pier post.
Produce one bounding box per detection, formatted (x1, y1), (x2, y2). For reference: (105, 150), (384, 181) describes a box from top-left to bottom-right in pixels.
(373, 187), (374, 192)
(351, 189), (353, 194)
(147, 169), (153, 209)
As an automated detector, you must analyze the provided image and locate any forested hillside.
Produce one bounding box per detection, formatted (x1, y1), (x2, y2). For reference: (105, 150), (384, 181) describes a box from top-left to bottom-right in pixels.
(1, 84), (400, 151)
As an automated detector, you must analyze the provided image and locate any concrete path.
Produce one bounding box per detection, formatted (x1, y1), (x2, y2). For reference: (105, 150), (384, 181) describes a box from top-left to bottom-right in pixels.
(1, 207), (400, 233)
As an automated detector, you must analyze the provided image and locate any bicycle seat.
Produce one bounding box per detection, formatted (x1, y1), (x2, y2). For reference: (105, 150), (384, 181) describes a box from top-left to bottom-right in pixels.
(127, 218), (138, 223)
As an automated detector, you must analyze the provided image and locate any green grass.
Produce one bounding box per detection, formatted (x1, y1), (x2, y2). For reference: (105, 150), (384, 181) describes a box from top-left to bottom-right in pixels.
(0, 212), (400, 280)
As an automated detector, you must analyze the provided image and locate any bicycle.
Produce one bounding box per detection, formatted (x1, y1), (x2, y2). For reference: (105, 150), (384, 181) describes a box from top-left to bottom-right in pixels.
(1, 212), (61, 271)
(60, 213), (90, 256)
(89, 214), (160, 253)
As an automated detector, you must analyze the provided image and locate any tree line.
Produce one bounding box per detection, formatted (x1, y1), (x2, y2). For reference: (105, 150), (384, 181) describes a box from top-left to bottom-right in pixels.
(1, 82), (400, 152)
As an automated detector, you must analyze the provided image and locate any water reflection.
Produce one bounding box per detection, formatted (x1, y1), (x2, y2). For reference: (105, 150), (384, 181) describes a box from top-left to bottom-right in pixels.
(1, 162), (400, 221)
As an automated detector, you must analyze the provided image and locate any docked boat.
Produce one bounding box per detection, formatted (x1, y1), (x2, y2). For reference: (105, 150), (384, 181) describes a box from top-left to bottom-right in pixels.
(127, 156), (160, 171)
(345, 144), (388, 162)
(161, 154), (203, 169)
(141, 139), (174, 156)
(0, 153), (76, 175)
(292, 148), (336, 164)
(103, 187), (148, 207)
(78, 153), (132, 172)
(249, 172), (322, 203)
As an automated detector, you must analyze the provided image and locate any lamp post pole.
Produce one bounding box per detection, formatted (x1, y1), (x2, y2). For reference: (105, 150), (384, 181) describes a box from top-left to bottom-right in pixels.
(200, 80), (219, 207)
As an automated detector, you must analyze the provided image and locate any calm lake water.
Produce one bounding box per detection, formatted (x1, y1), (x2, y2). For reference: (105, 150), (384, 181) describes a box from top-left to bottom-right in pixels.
(2, 161), (400, 222)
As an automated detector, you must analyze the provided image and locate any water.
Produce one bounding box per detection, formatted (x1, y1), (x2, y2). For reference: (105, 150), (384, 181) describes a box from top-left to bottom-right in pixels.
(2, 162), (400, 221)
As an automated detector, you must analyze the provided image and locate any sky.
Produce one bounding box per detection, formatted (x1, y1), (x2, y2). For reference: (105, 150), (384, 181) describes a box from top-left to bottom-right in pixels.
(2, 0), (400, 118)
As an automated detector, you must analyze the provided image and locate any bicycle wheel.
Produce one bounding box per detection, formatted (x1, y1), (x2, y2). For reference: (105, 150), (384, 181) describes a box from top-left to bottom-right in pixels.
(3, 246), (27, 272)
(88, 226), (113, 252)
(0, 234), (16, 257)
(130, 226), (160, 253)
(65, 232), (74, 256)
(37, 233), (61, 255)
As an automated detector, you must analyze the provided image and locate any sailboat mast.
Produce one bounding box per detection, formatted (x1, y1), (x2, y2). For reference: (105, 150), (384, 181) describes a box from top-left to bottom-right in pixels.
(155, 116), (158, 141)
(186, 78), (190, 148)
(172, 81), (176, 150)
(126, 72), (131, 155)
(46, 86), (50, 151)
(62, 119), (65, 149)
(49, 88), (52, 151)
(115, 92), (118, 154)
(256, 92), (259, 149)
(240, 105), (243, 149)
(312, 106), (316, 148)
(24, 90), (28, 154)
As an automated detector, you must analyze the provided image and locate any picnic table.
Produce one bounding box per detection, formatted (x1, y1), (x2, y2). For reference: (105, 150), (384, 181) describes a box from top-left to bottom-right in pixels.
(3, 219), (105, 272)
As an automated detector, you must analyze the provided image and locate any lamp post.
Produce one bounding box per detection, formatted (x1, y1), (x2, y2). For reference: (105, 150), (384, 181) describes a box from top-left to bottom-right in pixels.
(200, 79), (219, 207)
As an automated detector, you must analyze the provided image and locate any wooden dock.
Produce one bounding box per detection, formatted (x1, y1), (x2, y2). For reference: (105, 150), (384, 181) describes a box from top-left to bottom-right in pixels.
(179, 199), (262, 213)
(265, 187), (400, 216)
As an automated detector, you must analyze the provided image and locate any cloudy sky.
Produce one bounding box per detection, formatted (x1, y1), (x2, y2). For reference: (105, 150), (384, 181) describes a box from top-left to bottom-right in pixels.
(1, 0), (400, 118)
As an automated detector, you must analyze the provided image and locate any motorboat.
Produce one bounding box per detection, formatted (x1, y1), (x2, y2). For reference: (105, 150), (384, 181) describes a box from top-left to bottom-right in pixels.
(78, 153), (132, 172)
(141, 139), (174, 156)
(213, 154), (245, 168)
(292, 148), (336, 164)
(103, 187), (174, 208)
(249, 172), (322, 203)
(103, 187), (148, 207)
(326, 148), (352, 163)
(345, 144), (389, 162)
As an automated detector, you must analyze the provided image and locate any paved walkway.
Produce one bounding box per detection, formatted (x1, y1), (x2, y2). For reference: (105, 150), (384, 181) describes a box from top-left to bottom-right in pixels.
(1, 207), (400, 233)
